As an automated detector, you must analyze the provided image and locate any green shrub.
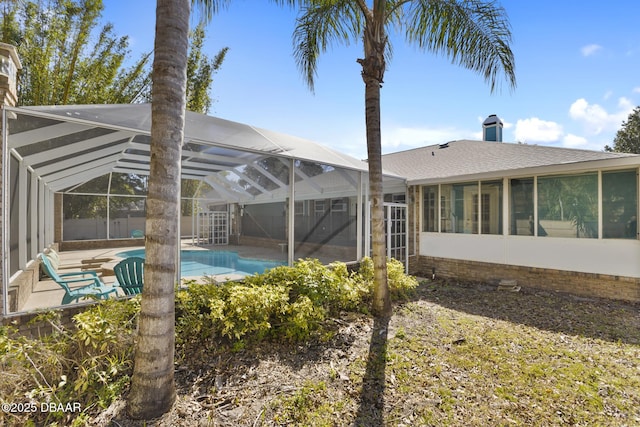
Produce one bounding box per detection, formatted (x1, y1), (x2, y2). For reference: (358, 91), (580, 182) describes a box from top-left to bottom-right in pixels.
(386, 258), (419, 300)
(177, 277), (327, 348)
(358, 256), (418, 301)
(280, 295), (326, 341)
(0, 298), (139, 426)
(246, 258), (368, 314)
(70, 298), (139, 408)
(176, 257), (418, 352)
(213, 282), (290, 340)
(175, 281), (226, 347)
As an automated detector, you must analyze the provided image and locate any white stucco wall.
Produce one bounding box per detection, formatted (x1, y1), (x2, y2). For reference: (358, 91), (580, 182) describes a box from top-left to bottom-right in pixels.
(419, 232), (640, 278)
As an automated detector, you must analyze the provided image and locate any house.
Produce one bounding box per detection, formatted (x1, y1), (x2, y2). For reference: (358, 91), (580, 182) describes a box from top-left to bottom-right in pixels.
(1, 36), (638, 317)
(382, 115), (640, 302)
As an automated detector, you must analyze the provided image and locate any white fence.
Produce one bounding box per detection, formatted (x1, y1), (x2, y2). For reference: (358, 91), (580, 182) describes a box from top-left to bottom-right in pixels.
(63, 216), (195, 241)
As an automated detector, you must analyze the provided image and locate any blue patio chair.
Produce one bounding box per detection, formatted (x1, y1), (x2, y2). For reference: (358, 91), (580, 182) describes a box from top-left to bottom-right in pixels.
(113, 257), (144, 295)
(38, 253), (118, 305)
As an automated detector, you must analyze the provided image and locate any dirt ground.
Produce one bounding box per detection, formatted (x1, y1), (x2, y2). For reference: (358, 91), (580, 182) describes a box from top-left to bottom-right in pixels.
(90, 280), (640, 427)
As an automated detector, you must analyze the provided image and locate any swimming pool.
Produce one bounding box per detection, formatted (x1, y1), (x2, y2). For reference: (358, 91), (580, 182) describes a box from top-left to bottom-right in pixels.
(115, 249), (285, 278)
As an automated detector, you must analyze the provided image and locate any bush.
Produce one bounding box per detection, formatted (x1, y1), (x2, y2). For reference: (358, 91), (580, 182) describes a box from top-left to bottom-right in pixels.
(358, 256), (418, 301)
(70, 298), (139, 407)
(213, 282), (291, 340)
(175, 281), (225, 347)
(245, 258), (368, 314)
(176, 257), (418, 352)
(176, 263), (333, 350)
(386, 257), (419, 300)
(0, 298), (140, 426)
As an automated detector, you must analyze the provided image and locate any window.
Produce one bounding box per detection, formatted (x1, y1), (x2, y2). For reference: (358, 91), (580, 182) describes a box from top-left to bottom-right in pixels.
(441, 182), (478, 233)
(385, 193), (406, 203)
(602, 170), (637, 239)
(330, 198), (347, 212)
(422, 185), (437, 232)
(314, 200), (326, 215)
(510, 178), (534, 235)
(537, 173), (598, 238)
(480, 180), (503, 234)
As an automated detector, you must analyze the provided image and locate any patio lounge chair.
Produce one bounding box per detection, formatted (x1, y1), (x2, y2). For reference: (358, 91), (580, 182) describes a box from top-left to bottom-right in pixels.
(43, 247), (111, 272)
(113, 257), (144, 295)
(38, 253), (118, 305)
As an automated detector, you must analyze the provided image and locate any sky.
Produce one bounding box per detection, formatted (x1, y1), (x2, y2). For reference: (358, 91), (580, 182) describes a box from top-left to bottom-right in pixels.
(103, 1), (640, 160)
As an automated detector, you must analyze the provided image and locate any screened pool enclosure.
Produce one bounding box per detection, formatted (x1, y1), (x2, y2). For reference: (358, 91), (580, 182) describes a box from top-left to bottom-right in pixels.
(3, 104), (406, 314)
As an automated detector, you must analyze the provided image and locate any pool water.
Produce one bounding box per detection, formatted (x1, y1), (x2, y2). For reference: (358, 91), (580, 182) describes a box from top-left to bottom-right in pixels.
(115, 249), (284, 278)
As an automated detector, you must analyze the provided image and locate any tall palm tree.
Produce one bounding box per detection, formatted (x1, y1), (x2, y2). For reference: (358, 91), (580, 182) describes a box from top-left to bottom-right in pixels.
(126, 0), (191, 419)
(126, 0), (232, 419)
(293, 0), (516, 317)
(126, 0), (293, 419)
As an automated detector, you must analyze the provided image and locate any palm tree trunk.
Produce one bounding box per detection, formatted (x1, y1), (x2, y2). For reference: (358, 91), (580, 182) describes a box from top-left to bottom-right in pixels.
(127, 0), (190, 419)
(365, 79), (391, 317)
(360, 7), (391, 318)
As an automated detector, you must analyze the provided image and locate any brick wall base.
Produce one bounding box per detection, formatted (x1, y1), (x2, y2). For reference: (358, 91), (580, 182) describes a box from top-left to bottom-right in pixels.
(410, 255), (640, 303)
(1, 304), (88, 339)
(7, 260), (40, 312)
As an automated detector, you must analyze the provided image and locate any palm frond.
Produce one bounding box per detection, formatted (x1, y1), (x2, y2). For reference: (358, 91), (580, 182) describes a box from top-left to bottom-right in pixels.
(293, 0), (363, 91)
(191, 0), (230, 23)
(193, 0), (306, 24)
(405, 0), (516, 93)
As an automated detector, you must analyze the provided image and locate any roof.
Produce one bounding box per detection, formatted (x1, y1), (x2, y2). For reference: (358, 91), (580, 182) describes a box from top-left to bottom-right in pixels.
(381, 139), (637, 184)
(16, 103), (370, 172)
(7, 104), (403, 202)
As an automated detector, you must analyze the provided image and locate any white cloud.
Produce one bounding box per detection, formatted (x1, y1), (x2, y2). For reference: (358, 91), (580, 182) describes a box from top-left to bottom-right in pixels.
(509, 95), (637, 151)
(633, 87), (640, 94)
(618, 96), (634, 111)
(563, 134), (588, 148)
(514, 118), (564, 143)
(581, 44), (603, 57)
(569, 97), (634, 134)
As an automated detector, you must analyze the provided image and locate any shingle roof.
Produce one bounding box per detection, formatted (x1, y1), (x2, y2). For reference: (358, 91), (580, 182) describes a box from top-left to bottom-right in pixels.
(381, 140), (637, 183)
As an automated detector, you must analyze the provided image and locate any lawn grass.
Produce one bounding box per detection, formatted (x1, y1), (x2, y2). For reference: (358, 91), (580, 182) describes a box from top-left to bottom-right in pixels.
(266, 280), (640, 426)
